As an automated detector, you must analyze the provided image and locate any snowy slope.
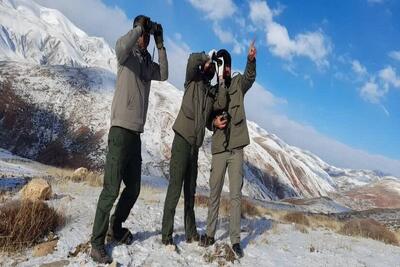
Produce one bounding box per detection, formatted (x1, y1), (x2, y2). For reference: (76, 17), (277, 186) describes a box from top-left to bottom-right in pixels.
(0, 0), (116, 72)
(1, 176), (400, 267)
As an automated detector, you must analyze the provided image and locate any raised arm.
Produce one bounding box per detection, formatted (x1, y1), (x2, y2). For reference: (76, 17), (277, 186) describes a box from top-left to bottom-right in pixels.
(115, 26), (143, 65)
(239, 40), (257, 94)
(151, 47), (168, 81)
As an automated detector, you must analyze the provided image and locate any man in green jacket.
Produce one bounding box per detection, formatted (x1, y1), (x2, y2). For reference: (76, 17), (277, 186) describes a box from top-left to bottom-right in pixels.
(199, 41), (257, 258)
(90, 15), (168, 264)
(161, 51), (227, 246)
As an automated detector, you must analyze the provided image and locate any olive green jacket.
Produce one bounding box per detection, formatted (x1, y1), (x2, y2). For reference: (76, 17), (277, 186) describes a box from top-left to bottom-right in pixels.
(172, 52), (227, 147)
(110, 26), (168, 133)
(209, 58), (256, 154)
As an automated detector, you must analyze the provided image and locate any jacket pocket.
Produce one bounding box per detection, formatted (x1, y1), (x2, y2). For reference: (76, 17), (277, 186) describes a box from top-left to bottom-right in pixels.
(230, 104), (244, 125)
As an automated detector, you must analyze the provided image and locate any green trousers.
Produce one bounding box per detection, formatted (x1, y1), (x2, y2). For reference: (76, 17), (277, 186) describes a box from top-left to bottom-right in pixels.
(161, 133), (199, 242)
(206, 149), (244, 244)
(91, 126), (142, 248)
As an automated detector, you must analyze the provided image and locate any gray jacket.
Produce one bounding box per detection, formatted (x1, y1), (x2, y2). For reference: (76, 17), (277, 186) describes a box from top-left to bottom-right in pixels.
(110, 26), (168, 132)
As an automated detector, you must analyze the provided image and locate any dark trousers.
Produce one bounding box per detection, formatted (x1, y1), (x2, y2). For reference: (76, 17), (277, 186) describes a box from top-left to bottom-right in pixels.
(91, 126), (142, 248)
(161, 133), (199, 241)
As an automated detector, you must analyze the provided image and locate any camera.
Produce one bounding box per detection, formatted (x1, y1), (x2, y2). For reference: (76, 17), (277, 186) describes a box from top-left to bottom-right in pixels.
(221, 111), (229, 121)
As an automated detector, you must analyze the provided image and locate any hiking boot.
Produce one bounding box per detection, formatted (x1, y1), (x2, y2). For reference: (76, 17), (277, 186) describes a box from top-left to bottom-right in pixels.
(90, 246), (112, 264)
(198, 234), (215, 247)
(186, 232), (200, 243)
(161, 238), (174, 246)
(232, 243), (244, 258)
(107, 227), (134, 245)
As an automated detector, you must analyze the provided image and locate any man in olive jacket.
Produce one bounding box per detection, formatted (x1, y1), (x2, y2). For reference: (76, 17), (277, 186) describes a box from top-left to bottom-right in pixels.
(161, 51), (227, 245)
(90, 15), (168, 264)
(199, 42), (256, 258)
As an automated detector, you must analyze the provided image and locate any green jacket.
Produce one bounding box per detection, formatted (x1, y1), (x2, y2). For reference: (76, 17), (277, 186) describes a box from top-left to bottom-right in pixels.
(172, 52), (227, 147)
(209, 58), (256, 154)
(110, 26), (168, 133)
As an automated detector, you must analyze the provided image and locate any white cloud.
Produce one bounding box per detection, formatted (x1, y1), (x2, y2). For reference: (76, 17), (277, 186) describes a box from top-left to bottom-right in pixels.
(249, 0), (274, 25)
(379, 66), (400, 88)
(351, 60), (368, 77)
(164, 37), (191, 90)
(389, 50), (400, 61)
(187, 0), (236, 20)
(212, 23), (245, 54)
(34, 0), (131, 46)
(360, 80), (387, 104)
(249, 0), (331, 67)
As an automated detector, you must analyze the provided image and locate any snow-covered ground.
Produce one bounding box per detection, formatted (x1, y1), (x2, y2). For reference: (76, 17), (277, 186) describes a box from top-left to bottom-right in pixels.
(1, 175), (400, 267)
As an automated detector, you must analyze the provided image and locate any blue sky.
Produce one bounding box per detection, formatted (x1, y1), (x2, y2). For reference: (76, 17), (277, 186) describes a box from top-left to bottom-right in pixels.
(35, 0), (400, 175)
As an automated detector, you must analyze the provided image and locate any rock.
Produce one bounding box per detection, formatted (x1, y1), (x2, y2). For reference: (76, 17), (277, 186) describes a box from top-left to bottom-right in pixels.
(21, 178), (52, 201)
(71, 167), (89, 182)
(39, 260), (69, 267)
(32, 240), (58, 257)
(108, 261), (118, 267)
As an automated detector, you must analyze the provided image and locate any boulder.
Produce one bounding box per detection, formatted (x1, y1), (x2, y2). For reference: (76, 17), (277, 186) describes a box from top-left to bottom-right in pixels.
(71, 167), (89, 182)
(33, 240), (58, 257)
(21, 178), (52, 201)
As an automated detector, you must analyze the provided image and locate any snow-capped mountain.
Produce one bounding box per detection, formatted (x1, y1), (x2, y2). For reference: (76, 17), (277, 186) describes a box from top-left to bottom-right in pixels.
(0, 0), (398, 201)
(0, 0), (116, 72)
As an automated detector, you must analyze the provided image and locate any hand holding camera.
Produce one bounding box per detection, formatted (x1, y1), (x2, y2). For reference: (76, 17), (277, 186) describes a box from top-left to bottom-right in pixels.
(152, 23), (164, 49)
(213, 111), (228, 130)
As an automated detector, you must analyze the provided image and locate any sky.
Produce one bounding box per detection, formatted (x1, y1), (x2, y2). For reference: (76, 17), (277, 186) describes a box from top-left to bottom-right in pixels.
(34, 0), (400, 176)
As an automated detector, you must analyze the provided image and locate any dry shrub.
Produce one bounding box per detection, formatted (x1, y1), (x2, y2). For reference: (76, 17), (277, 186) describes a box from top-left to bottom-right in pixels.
(295, 223), (309, 233)
(195, 194), (263, 217)
(138, 185), (163, 204)
(0, 200), (65, 251)
(195, 194), (209, 208)
(282, 212), (310, 226)
(46, 167), (75, 181)
(85, 171), (103, 187)
(46, 166), (103, 187)
(308, 214), (343, 231)
(339, 218), (399, 246)
(241, 198), (262, 217)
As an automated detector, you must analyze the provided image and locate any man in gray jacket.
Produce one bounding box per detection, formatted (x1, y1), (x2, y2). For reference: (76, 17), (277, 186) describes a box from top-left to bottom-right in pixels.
(90, 15), (168, 264)
(161, 51), (227, 246)
(199, 41), (256, 258)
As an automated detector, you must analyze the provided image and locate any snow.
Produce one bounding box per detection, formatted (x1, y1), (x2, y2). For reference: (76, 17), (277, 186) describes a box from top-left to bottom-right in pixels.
(1, 174), (399, 266)
(0, 0), (116, 72)
(0, 148), (42, 177)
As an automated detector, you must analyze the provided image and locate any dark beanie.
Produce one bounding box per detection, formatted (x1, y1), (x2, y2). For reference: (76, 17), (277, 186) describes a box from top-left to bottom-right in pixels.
(133, 15), (149, 28)
(217, 49), (231, 67)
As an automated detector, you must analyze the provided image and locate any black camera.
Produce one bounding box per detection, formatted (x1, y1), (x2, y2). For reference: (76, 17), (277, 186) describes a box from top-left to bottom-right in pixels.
(221, 111), (229, 121)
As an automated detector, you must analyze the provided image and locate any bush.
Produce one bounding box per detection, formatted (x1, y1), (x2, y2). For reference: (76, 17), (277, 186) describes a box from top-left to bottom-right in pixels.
(339, 218), (399, 246)
(282, 212), (310, 226)
(0, 200), (65, 251)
